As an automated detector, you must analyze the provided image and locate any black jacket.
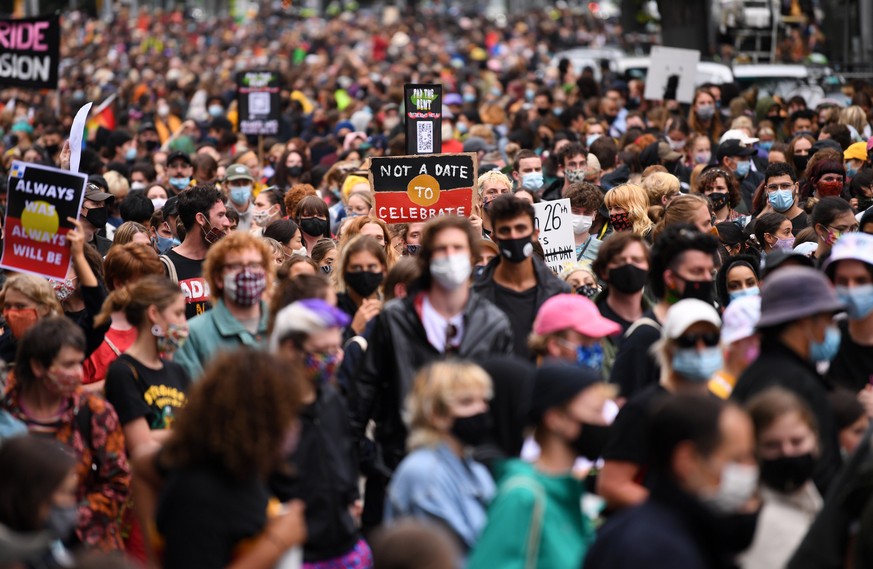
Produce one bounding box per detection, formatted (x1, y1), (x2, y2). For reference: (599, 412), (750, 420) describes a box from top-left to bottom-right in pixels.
(731, 339), (841, 493)
(540, 178), (565, 201)
(350, 290), (513, 472)
(269, 385), (359, 562)
(472, 255), (571, 318)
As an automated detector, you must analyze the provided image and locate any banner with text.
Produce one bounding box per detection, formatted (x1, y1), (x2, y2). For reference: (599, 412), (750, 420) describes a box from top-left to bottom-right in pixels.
(2, 161), (86, 280)
(405, 84), (442, 155)
(0, 15), (60, 89)
(370, 153), (476, 224)
(236, 70), (280, 136)
(534, 198), (575, 274)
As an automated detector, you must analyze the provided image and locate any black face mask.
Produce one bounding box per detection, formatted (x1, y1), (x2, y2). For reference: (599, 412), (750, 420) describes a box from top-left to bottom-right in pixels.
(536, 107), (550, 117)
(576, 284), (599, 298)
(345, 271), (383, 298)
(760, 453), (816, 493)
(709, 191), (729, 211)
(793, 154), (809, 173)
(572, 423), (611, 461)
(287, 166), (303, 178)
(608, 263), (648, 294)
(678, 278), (714, 303)
(44, 143), (59, 155)
(144, 140), (160, 152)
(84, 207), (108, 231)
(299, 217), (329, 237)
(407, 244), (420, 256)
(451, 412), (492, 447)
(496, 235), (534, 264)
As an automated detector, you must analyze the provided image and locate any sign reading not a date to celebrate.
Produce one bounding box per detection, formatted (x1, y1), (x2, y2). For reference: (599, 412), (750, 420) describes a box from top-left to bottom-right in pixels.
(369, 153), (477, 224)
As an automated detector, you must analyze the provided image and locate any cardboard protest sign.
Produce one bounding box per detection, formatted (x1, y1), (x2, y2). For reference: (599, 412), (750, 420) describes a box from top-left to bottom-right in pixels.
(405, 84), (442, 155)
(644, 46), (700, 104)
(236, 70), (280, 136)
(1, 161), (87, 281)
(369, 153), (476, 224)
(534, 198), (575, 274)
(0, 15), (60, 89)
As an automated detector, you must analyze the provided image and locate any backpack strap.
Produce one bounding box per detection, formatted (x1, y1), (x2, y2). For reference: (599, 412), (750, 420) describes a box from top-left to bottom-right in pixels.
(103, 336), (122, 357)
(159, 254), (178, 285)
(500, 476), (546, 569)
(624, 316), (661, 339)
(344, 335), (368, 352)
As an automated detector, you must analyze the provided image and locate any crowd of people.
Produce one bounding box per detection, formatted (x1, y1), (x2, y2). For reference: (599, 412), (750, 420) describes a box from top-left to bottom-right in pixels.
(2, 4), (873, 569)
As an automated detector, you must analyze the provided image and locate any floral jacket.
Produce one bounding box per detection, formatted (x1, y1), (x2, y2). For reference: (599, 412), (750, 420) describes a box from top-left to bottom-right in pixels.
(2, 387), (131, 551)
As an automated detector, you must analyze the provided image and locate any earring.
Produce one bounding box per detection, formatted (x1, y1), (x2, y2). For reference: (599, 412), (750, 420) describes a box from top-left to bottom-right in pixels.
(151, 324), (164, 337)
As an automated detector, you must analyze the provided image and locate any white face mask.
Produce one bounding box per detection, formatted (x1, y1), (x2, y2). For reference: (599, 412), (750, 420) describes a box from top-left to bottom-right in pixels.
(293, 246), (307, 257)
(701, 462), (759, 514)
(430, 253), (472, 290)
(131, 181), (146, 191)
(572, 214), (594, 235)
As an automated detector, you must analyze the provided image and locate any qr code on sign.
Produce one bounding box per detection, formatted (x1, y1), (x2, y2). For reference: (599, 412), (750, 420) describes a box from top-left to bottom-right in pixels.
(417, 121), (433, 153)
(249, 92), (270, 115)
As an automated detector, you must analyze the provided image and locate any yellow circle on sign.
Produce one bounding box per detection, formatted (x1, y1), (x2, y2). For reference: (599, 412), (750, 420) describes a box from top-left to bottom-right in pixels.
(20, 200), (59, 242)
(407, 174), (441, 207)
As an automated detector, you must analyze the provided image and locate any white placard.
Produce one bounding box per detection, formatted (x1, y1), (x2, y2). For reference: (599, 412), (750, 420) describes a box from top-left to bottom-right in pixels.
(534, 198), (575, 274)
(69, 102), (92, 173)
(644, 46), (701, 104)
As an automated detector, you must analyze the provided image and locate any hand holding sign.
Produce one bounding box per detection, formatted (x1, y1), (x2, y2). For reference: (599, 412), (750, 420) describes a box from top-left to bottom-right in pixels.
(66, 217), (85, 258)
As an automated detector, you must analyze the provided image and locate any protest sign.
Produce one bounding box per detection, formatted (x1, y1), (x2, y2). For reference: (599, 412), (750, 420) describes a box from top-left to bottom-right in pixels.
(0, 15), (60, 89)
(405, 84), (442, 155)
(236, 70), (280, 136)
(369, 153), (476, 224)
(644, 46), (700, 104)
(1, 161), (87, 281)
(534, 198), (575, 274)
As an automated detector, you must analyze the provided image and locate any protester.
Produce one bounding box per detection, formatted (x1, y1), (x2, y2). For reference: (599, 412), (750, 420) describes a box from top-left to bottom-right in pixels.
(810, 196), (857, 261)
(224, 164), (256, 232)
(710, 295), (761, 400)
(174, 232), (273, 380)
(603, 183), (654, 239)
(474, 169), (513, 238)
(694, 167), (747, 222)
(0, 274), (63, 365)
(473, 195), (569, 357)
(2, 317), (130, 552)
(336, 235), (386, 339)
(565, 182), (604, 263)
(715, 255), (761, 307)
(469, 365), (612, 569)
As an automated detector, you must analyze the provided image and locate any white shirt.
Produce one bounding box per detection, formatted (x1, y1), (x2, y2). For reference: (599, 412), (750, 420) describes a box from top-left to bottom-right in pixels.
(421, 294), (465, 353)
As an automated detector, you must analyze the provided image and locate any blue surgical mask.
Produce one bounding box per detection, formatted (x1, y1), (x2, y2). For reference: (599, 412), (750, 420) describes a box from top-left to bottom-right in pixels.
(577, 343), (604, 371)
(521, 171), (544, 191)
(728, 286), (760, 303)
(208, 104), (224, 117)
(735, 160), (751, 178)
(672, 346), (723, 382)
(525, 89), (535, 101)
(586, 134), (601, 147)
(758, 141), (774, 153)
(155, 234), (180, 253)
(810, 326), (841, 362)
(847, 166), (858, 178)
(836, 284), (873, 320)
(169, 176), (190, 190)
(768, 188), (794, 212)
(229, 185), (252, 205)
(125, 146), (137, 161)
(463, 93), (477, 104)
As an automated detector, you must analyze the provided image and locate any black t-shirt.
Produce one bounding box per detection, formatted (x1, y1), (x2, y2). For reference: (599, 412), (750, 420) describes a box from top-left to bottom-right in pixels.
(789, 210), (810, 236)
(602, 384), (669, 483)
(492, 283), (537, 358)
(164, 250), (210, 319)
(828, 319), (873, 392)
(105, 354), (190, 429)
(598, 297), (634, 334)
(157, 465), (270, 569)
(609, 310), (662, 399)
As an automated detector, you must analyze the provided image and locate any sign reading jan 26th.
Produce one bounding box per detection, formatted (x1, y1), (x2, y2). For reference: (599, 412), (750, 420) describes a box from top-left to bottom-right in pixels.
(369, 153), (477, 224)
(236, 70), (280, 136)
(405, 84), (442, 155)
(2, 161), (87, 281)
(534, 198), (575, 274)
(0, 15), (61, 89)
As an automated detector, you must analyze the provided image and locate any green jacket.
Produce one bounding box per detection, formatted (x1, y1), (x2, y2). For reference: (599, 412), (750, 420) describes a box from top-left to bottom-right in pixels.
(468, 459), (594, 569)
(174, 299), (269, 381)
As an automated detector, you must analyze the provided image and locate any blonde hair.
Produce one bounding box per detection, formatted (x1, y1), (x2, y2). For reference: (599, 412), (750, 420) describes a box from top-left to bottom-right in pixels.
(476, 169), (512, 198)
(103, 170), (130, 200)
(406, 360), (492, 451)
(642, 172), (680, 207)
(840, 105), (867, 135)
(653, 193), (712, 240)
(0, 274), (62, 317)
(112, 221), (149, 246)
(604, 183), (654, 237)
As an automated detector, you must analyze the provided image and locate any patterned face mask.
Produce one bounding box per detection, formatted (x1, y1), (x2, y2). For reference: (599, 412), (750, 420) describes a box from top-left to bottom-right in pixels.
(610, 212), (632, 232)
(52, 277), (78, 303)
(223, 268), (267, 306)
(151, 323), (189, 353)
(303, 351), (341, 384)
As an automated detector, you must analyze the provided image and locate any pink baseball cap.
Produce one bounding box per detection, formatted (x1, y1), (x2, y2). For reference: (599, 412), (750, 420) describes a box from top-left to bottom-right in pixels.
(533, 294), (621, 338)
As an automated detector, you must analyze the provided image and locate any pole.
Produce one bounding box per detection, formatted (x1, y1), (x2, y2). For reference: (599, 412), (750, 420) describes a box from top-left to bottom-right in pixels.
(258, 135), (264, 180)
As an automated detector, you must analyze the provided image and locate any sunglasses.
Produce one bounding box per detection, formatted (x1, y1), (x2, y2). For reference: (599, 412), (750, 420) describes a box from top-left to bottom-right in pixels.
(675, 331), (720, 349)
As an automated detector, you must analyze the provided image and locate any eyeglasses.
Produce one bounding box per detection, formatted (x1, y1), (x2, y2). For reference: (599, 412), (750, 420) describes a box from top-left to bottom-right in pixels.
(828, 224), (859, 234)
(223, 262), (264, 273)
(675, 331), (720, 349)
(765, 183), (795, 191)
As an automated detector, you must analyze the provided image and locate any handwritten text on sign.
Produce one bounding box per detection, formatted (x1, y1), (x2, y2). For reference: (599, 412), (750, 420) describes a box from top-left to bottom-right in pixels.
(370, 153), (477, 224)
(2, 161), (87, 281)
(534, 198), (575, 274)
